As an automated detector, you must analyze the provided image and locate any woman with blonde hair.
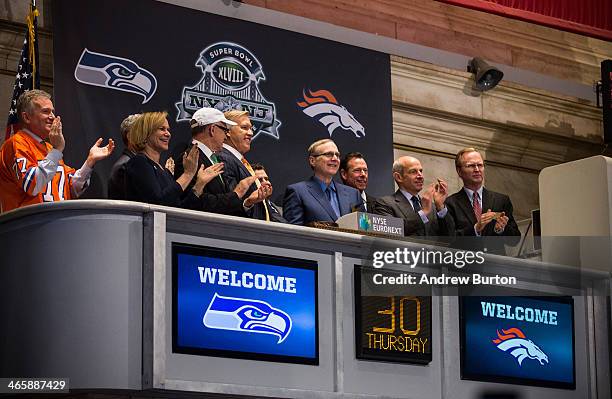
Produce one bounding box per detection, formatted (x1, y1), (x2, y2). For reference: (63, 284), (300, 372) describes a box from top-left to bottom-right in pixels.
(124, 111), (222, 208)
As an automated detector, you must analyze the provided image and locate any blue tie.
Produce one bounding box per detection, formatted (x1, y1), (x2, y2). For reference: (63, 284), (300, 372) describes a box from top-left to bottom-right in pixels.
(410, 196), (421, 212)
(326, 186), (341, 219)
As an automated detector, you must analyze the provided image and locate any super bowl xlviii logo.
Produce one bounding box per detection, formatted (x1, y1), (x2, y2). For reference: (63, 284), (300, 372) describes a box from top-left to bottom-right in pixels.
(492, 327), (549, 367)
(203, 293), (292, 343)
(297, 89), (365, 138)
(74, 48), (157, 104)
(176, 42), (281, 140)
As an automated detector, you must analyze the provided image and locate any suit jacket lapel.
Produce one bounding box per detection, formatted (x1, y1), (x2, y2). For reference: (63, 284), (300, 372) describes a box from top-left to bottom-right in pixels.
(307, 177), (338, 220)
(393, 190), (416, 219)
(457, 189), (477, 225)
(337, 184), (354, 215)
(481, 187), (494, 212)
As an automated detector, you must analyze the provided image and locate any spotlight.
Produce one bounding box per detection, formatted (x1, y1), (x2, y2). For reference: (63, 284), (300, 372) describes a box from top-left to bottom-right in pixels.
(467, 57), (504, 91)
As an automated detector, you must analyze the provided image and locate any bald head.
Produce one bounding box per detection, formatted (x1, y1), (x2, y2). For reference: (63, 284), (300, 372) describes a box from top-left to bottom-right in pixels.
(392, 156), (424, 195)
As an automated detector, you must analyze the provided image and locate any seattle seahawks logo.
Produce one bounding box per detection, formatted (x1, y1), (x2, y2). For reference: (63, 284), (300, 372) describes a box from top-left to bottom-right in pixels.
(203, 293), (292, 343)
(176, 42), (281, 140)
(74, 48), (157, 104)
(297, 89), (365, 138)
(492, 327), (549, 367)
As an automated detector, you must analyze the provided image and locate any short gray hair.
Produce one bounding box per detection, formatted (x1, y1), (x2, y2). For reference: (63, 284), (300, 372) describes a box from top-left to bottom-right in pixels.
(307, 138), (334, 157)
(119, 113), (141, 146)
(16, 89), (51, 122)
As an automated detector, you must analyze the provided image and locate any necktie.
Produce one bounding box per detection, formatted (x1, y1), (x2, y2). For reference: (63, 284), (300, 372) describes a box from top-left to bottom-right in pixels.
(410, 195), (422, 212)
(241, 157), (270, 222)
(209, 153), (223, 184)
(473, 192), (482, 220)
(325, 186), (341, 219)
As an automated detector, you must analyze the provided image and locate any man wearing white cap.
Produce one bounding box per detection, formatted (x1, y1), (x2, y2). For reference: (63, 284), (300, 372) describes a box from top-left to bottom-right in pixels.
(174, 107), (266, 215)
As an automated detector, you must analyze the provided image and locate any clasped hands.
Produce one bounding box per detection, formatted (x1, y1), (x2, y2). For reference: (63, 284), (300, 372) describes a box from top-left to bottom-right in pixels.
(419, 178), (448, 214)
(475, 209), (508, 234)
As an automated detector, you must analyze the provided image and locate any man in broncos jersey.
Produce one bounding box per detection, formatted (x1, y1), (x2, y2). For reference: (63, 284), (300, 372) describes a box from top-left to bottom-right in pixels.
(0, 90), (115, 212)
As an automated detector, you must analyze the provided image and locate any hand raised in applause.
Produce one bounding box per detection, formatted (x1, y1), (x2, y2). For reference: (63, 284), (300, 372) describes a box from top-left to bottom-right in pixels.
(48, 116), (65, 152)
(244, 180), (271, 207)
(233, 175), (258, 199)
(192, 163), (224, 196)
(181, 144), (199, 179)
(475, 209), (498, 233)
(85, 137), (115, 168)
(494, 211), (508, 234)
(433, 178), (448, 210)
(164, 157), (175, 175)
(419, 185), (434, 214)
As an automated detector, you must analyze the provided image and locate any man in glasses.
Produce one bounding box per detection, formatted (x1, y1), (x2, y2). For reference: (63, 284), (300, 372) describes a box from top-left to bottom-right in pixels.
(174, 107), (261, 215)
(283, 138), (363, 225)
(446, 148), (520, 253)
(340, 152), (377, 212)
(373, 155), (454, 238)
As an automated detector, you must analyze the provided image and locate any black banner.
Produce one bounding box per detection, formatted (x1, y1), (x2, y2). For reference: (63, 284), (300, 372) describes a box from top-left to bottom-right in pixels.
(52, 0), (394, 200)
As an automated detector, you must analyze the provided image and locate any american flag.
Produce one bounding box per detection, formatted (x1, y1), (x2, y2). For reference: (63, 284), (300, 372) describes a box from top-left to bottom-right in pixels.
(5, 1), (40, 141)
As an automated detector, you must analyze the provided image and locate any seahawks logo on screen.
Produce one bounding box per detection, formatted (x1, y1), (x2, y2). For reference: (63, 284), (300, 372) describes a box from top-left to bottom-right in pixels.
(297, 89), (365, 138)
(492, 327), (549, 367)
(176, 42), (281, 140)
(74, 48), (157, 104)
(203, 293), (292, 343)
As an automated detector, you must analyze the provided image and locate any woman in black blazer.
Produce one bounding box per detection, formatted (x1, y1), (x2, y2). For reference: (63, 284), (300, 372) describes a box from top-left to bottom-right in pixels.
(124, 111), (222, 208)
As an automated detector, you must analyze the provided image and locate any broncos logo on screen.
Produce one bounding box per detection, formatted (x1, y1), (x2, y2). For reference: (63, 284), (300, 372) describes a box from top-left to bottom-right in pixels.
(203, 293), (292, 343)
(492, 327), (549, 367)
(74, 48), (157, 104)
(297, 89), (365, 138)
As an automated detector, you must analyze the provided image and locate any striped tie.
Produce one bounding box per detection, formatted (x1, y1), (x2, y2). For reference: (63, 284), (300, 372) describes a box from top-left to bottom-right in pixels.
(473, 192), (482, 220)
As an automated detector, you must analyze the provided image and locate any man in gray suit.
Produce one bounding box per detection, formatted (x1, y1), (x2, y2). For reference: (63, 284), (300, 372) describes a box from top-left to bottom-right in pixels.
(373, 156), (454, 237)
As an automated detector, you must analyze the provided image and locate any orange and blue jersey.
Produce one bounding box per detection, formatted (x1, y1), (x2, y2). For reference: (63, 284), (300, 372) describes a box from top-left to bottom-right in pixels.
(0, 129), (76, 213)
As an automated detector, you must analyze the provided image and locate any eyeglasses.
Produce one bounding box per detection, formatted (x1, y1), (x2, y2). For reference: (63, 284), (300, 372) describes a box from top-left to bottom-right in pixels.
(463, 163), (484, 170)
(257, 176), (270, 183)
(312, 151), (341, 159)
(214, 124), (230, 133)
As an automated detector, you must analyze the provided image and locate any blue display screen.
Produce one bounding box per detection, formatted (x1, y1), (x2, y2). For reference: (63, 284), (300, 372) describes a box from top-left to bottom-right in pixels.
(460, 296), (575, 389)
(172, 243), (318, 364)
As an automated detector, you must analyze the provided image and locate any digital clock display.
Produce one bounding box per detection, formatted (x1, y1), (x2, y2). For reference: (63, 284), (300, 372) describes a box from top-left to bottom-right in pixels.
(354, 265), (432, 364)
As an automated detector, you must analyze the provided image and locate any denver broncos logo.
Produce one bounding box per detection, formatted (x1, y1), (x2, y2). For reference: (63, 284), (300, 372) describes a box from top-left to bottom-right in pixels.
(297, 89), (365, 138)
(492, 327), (549, 367)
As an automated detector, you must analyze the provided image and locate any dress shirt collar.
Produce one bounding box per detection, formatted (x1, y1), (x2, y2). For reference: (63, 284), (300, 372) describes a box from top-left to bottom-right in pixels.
(23, 128), (43, 143)
(399, 188), (418, 207)
(313, 176), (336, 193)
(192, 139), (214, 160)
(463, 186), (484, 205)
(222, 143), (243, 160)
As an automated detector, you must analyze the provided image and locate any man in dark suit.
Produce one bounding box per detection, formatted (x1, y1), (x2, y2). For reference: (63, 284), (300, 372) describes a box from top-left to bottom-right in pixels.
(107, 113), (140, 199)
(373, 156), (454, 238)
(174, 107), (264, 215)
(218, 109), (272, 221)
(251, 163), (288, 224)
(446, 148), (520, 253)
(340, 152), (377, 212)
(283, 139), (363, 225)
